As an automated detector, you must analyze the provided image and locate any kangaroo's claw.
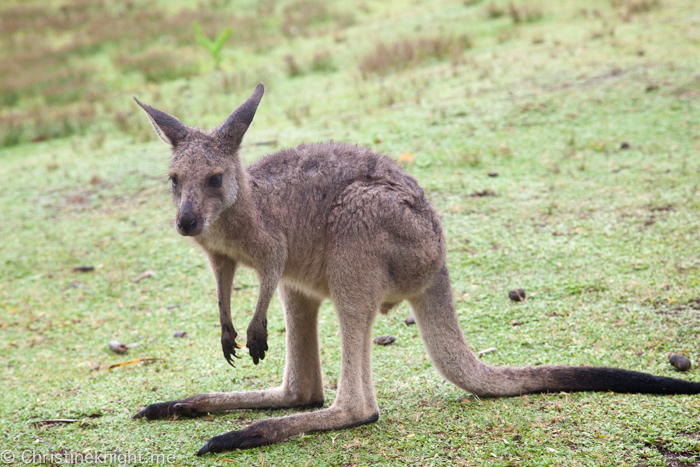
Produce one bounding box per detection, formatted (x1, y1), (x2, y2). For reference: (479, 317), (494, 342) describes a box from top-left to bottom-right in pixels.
(221, 326), (241, 367)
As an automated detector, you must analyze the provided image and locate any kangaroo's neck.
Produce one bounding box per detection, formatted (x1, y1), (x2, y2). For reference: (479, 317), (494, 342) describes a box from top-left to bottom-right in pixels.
(196, 167), (277, 269)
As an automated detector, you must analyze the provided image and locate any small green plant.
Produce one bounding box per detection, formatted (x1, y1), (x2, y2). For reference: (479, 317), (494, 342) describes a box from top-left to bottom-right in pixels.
(192, 22), (231, 68)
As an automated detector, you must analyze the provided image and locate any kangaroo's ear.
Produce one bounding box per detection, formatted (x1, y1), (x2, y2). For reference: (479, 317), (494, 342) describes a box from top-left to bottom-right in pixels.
(217, 82), (264, 147)
(133, 97), (189, 147)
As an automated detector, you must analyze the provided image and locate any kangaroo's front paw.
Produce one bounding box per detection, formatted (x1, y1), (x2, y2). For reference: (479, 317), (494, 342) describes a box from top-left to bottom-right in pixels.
(221, 325), (241, 367)
(133, 401), (207, 420)
(196, 421), (282, 455)
(246, 319), (268, 365)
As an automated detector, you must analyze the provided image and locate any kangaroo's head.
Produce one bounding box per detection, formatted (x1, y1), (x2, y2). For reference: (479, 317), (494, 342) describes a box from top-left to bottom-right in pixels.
(134, 83), (264, 237)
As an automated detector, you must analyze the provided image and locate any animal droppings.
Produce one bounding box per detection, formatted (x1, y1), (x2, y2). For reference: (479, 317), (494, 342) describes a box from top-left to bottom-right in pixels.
(508, 289), (526, 302)
(374, 335), (396, 346)
(669, 354), (691, 371)
(109, 340), (128, 354)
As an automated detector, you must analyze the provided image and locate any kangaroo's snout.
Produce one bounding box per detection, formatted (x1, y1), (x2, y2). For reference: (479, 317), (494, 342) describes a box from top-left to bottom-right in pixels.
(177, 215), (198, 235)
(177, 200), (201, 236)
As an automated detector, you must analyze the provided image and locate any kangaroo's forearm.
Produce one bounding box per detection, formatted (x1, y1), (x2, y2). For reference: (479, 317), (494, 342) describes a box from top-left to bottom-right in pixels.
(209, 254), (239, 366)
(246, 273), (279, 365)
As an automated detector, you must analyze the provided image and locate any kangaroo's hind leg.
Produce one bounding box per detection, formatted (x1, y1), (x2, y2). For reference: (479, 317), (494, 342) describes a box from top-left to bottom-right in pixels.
(133, 285), (324, 420)
(195, 281), (381, 454)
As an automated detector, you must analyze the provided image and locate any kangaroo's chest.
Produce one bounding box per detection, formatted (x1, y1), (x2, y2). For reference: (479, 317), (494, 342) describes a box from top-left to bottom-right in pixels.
(195, 227), (258, 270)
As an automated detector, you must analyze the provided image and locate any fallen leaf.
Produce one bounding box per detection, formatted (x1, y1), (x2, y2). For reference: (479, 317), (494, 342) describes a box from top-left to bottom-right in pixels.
(397, 152), (415, 164)
(132, 270), (155, 283)
(406, 433), (415, 438)
(106, 358), (163, 370)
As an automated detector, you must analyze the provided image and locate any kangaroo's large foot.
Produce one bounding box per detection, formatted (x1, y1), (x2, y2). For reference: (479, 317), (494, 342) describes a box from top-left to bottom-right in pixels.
(196, 411), (379, 455)
(133, 401), (208, 420)
(197, 420), (282, 455)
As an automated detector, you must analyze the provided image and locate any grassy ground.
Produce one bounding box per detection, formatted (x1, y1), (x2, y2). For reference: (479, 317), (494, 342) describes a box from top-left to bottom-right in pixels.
(2, 0), (700, 465)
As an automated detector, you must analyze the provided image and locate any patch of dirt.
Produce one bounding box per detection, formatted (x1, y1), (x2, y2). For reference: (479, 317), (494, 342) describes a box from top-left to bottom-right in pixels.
(650, 442), (699, 467)
(469, 189), (496, 197)
(617, 204), (677, 230)
(651, 299), (700, 330)
(544, 66), (626, 92)
(648, 204), (676, 213)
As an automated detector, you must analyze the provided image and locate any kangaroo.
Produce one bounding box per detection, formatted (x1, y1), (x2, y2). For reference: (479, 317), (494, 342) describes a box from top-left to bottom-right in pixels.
(132, 83), (700, 456)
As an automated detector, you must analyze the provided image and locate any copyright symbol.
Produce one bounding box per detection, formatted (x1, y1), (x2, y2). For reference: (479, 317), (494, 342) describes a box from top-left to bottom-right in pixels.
(1, 451), (14, 463)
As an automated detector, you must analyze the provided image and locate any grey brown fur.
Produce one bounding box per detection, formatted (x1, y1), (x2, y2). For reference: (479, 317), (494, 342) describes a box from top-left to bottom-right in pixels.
(132, 84), (700, 455)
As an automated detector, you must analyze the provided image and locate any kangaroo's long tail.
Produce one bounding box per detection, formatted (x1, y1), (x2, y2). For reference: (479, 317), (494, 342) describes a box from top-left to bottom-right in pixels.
(409, 265), (700, 397)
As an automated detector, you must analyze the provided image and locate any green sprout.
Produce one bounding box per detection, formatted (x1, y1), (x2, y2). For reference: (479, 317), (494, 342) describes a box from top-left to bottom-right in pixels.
(192, 22), (231, 69)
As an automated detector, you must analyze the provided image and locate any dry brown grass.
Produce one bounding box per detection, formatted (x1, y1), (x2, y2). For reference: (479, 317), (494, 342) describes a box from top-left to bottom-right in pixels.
(281, 0), (355, 37)
(311, 50), (337, 73)
(0, 0), (281, 147)
(486, 2), (507, 18)
(359, 35), (472, 78)
(0, 102), (97, 147)
(507, 2), (544, 23)
(115, 49), (199, 83)
(285, 55), (305, 77)
(486, 2), (543, 23)
(611, 0), (662, 21)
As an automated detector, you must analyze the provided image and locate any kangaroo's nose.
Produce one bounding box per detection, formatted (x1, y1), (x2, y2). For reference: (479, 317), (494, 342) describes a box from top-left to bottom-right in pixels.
(177, 216), (198, 234)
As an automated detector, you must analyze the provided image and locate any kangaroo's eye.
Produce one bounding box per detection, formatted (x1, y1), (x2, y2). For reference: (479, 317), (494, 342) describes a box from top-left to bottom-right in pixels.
(170, 175), (178, 187)
(208, 174), (223, 188)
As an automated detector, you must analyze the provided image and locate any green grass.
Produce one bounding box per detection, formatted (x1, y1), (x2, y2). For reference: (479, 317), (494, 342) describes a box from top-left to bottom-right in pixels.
(2, 0), (700, 465)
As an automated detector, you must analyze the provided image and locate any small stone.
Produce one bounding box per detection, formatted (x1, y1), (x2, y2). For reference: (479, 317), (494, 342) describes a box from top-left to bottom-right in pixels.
(173, 331), (188, 338)
(405, 315), (416, 326)
(669, 354), (691, 371)
(508, 289), (526, 302)
(109, 340), (128, 354)
(373, 335), (396, 346)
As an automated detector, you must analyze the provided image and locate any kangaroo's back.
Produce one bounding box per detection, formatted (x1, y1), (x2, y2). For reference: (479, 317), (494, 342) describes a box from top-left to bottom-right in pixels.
(246, 141), (446, 298)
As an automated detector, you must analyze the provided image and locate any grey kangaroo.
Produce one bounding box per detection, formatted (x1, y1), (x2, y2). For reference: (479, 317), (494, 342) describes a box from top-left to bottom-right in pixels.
(132, 83), (700, 455)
